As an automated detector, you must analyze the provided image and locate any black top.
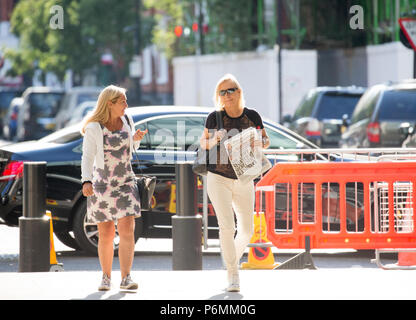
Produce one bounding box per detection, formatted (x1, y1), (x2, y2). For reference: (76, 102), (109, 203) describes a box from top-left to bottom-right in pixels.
(205, 107), (264, 179)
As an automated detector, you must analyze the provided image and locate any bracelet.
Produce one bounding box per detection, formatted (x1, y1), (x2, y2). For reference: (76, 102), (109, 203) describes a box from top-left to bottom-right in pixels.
(262, 136), (268, 147)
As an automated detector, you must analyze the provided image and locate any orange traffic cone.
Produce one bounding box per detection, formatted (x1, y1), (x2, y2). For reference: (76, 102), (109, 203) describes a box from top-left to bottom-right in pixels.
(241, 212), (278, 269)
(168, 183), (176, 213)
(46, 211), (64, 272)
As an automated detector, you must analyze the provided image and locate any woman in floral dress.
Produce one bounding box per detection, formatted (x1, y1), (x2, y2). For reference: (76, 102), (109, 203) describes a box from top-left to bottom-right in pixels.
(81, 85), (147, 291)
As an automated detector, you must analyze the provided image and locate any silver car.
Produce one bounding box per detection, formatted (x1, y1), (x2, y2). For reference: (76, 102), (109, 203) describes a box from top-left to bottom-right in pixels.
(340, 80), (416, 148)
(55, 86), (102, 129)
(287, 86), (365, 147)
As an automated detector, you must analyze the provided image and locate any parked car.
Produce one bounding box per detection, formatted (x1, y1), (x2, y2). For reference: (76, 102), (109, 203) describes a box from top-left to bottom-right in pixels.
(16, 87), (65, 142)
(0, 106), (364, 255)
(2, 97), (24, 141)
(286, 86), (365, 147)
(340, 81), (416, 148)
(0, 87), (24, 138)
(55, 86), (101, 130)
(65, 100), (95, 127)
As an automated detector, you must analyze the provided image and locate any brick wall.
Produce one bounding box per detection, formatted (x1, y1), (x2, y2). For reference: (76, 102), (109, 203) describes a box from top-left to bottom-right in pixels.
(0, 0), (15, 22)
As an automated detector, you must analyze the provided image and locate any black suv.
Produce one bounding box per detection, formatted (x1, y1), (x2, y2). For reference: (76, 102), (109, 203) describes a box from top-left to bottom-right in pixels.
(286, 86), (365, 147)
(340, 81), (416, 148)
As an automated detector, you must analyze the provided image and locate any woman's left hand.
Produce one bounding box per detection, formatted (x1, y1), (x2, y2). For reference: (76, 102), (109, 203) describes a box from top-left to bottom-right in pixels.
(133, 128), (148, 141)
(250, 138), (263, 149)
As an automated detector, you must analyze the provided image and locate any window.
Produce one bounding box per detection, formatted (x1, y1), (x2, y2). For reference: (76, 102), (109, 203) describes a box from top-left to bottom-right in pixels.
(76, 93), (99, 105)
(0, 91), (21, 110)
(350, 87), (381, 124)
(29, 93), (64, 118)
(315, 93), (362, 120)
(136, 116), (206, 151)
(265, 126), (305, 149)
(293, 91), (319, 121)
(377, 90), (416, 121)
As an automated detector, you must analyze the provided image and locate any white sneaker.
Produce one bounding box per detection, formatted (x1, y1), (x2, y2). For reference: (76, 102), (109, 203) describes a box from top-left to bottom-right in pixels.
(120, 274), (138, 290)
(98, 273), (111, 291)
(226, 272), (240, 292)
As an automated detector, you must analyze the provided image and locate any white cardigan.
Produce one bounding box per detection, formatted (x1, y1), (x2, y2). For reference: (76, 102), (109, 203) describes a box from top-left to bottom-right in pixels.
(81, 114), (139, 183)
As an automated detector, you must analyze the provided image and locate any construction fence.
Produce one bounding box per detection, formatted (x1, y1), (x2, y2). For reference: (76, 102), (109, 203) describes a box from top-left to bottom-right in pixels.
(201, 148), (416, 269)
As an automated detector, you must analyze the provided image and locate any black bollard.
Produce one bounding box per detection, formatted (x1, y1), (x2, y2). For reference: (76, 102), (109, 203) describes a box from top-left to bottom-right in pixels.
(172, 163), (202, 270)
(19, 162), (50, 272)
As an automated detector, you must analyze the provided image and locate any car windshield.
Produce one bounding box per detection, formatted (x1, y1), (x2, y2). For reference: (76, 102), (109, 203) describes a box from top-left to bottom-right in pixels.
(29, 92), (64, 118)
(39, 125), (82, 144)
(315, 93), (362, 120)
(77, 93), (99, 105)
(377, 89), (416, 121)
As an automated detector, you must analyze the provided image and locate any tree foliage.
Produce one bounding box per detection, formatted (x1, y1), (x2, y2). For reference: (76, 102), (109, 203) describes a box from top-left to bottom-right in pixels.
(204, 0), (256, 53)
(6, 0), (154, 84)
(144, 0), (260, 58)
(143, 0), (186, 59)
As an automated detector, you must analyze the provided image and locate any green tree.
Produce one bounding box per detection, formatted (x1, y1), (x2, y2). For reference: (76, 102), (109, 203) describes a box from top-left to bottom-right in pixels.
(144, 0), (262, 58)
(6, 0), (154, 85)
(144, 0), (186, 59)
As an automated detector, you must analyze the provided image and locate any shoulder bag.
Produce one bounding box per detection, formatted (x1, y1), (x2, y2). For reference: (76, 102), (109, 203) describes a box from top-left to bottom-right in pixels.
(192, 111), (223, 176)
(125, 115), (156, 210)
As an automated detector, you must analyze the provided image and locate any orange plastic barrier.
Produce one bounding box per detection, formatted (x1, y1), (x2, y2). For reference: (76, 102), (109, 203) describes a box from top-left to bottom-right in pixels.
(256, 161), (416, 251)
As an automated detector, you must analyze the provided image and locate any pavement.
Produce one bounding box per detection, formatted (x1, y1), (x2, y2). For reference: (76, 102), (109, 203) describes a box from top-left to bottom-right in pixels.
(1, 268), (416, 301)
(1, 226), (416, 302)
(1, 245), (416, 301)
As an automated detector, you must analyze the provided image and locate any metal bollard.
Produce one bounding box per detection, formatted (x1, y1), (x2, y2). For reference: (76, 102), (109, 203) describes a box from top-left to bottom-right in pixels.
(172, 163), (202, 270)
(19, 162), (50, 272)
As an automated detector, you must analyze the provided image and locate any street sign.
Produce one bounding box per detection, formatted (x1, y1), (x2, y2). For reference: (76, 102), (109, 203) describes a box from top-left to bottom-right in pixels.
(400, 28), (413, 49)
(399, 17), (416, 51)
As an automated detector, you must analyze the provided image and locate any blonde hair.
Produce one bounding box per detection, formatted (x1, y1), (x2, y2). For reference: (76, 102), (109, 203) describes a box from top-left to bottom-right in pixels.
(81, 85), (126, 134)
(213, 73), (246, 111)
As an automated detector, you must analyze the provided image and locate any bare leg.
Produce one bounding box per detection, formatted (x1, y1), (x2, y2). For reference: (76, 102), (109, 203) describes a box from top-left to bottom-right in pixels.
(97, 221), (116, 278)
(117, 216), (136, 278)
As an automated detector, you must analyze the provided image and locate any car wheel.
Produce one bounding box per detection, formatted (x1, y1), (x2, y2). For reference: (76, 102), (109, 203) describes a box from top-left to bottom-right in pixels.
(72, 200), (143, 256)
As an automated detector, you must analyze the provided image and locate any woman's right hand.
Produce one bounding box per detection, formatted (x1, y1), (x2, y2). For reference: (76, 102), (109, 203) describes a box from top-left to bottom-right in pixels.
(200, 128), (227, 150)
(214, 129), (227, 144)
(82, 182), (94, 197)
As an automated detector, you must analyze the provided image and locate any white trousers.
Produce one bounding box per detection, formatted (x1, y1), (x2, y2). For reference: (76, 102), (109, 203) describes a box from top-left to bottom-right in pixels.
(207, 172), (254, 273)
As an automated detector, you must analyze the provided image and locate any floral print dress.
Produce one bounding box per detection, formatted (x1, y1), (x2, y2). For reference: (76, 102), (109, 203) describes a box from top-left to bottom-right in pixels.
(87, 124), (141, 223)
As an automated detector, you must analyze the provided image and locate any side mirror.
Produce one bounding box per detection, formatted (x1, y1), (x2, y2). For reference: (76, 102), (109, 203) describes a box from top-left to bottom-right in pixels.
(340, 114), (350, 134)
(341, 114), (350, 127)
(400, 122), (413, 136)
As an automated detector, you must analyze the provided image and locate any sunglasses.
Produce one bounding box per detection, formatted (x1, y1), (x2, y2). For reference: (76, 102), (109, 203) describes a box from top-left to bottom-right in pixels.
(219, 87), (238, 96)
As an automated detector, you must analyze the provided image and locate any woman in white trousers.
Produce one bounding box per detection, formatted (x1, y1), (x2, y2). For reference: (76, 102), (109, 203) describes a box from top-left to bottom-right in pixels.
(199, 74), (270, 292)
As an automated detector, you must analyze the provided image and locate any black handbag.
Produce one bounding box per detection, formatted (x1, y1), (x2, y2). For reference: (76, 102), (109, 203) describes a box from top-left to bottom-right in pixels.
(125, 115), (157, 210)
(135, 175), (156, 210)
(192, 148), (209, 176)
(192, 111), (223, 176)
